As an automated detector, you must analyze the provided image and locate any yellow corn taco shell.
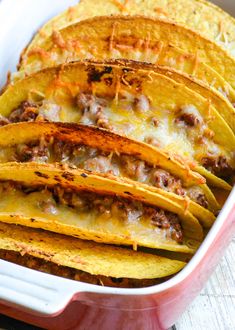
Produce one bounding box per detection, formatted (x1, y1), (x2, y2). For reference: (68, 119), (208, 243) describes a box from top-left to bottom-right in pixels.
(195, 165), (234, 191)
(0, 121), (217, 226)
(18, 37), (235, 109)
(0, 222), (186, 280)
(0, 60), (234, 189)
(18, 16), (235, 93)
(0, 162), (203, 253)
(25, 0), (235, 58)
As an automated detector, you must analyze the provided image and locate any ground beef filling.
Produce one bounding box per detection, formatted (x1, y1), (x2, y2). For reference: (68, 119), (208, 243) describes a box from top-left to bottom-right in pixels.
(0, 93), (143, 133)
(0, 100), (61, 126)
(9, 137), (208, 209)
(0, 101), (39, 125)
(0, 181), (183, 244)
(0, 250), (165, 288)
(175, 112), (201, 127)
(77, 93), (113, 130)
(53, 186), (183, 243)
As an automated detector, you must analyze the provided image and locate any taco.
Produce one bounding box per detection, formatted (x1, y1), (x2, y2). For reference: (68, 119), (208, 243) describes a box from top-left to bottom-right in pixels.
(0, 60), (234, 189)
(16, 22), (235, 132)
(17, 38), (235, 113)
(0, 122), (217, 227)
(0, 162), (203, 253)
(0, 222), (186, 287)
(24, 0), (235, 58)
(17, 16), (235, 102)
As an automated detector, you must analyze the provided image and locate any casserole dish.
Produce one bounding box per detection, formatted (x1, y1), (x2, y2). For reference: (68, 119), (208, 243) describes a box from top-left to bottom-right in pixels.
(0, 1), (234, 329)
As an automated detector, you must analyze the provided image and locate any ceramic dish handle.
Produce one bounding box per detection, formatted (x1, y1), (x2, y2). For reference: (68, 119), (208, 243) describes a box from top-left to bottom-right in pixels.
(0, 259), (88, 315)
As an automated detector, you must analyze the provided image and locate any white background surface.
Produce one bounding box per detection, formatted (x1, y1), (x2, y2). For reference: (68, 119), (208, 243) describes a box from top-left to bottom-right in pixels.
(0, 1), (234, 329)
(0, 0), (78, 87)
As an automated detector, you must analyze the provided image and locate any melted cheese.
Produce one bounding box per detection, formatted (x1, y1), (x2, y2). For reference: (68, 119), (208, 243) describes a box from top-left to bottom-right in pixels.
(51, 96), (232, 166)
(38, 101), (61, 121)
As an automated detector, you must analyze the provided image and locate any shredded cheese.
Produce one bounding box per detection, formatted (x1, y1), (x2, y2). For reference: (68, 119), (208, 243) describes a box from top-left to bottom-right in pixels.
(52, 30), (67, 50)
(183, 197), (190, 215)
(144, 32), (151, 53)
(115, 43), (133, 50)
(109, 22), (118, 52)
(192, 51), (200, 75)
(153, 7), (168, 17)
(46, 74), (80, 99)
(206, 99), (213, 122)
(67, 6), (77, 22)
(114, 74), (121, 103)
(111, 0), (128, 12)
(121, 74), (132, 88)
(27, 47), (50, 60)
(155, 41), (164, 65)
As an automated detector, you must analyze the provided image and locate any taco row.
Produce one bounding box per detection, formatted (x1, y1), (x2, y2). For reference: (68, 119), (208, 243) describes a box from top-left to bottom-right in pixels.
(0, 0), (234, 287)
(0, 60), (234, 190)
(15, 16), (235, 122)
(25, 0), (235, 58)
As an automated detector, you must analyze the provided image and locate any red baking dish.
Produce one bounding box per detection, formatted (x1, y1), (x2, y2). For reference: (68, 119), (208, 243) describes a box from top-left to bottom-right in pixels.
(0, 0), (234, 329)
